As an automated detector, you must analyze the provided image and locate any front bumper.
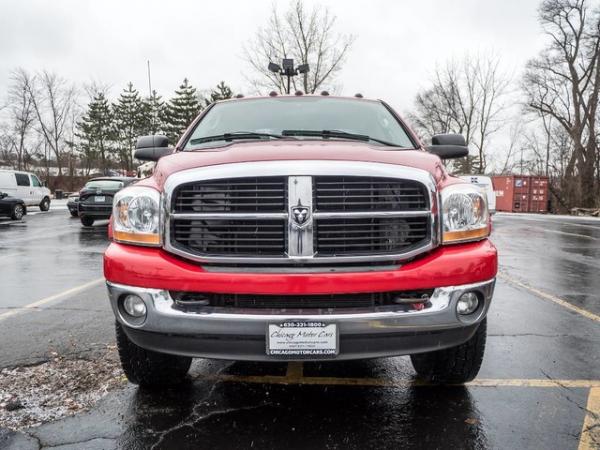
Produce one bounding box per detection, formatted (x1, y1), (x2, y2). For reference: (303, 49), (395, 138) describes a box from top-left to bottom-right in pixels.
(107, 278), (495, 361)
(105, 239), (497, 361)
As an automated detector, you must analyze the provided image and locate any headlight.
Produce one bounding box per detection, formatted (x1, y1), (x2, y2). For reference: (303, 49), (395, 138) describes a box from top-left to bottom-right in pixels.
(112, 187), (161, 246)
(441, 184), (489, 244)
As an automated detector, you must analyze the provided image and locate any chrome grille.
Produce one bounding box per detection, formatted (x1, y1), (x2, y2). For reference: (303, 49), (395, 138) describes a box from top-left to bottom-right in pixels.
(165, 161), (437, 267)
(314, 176), (427, 211)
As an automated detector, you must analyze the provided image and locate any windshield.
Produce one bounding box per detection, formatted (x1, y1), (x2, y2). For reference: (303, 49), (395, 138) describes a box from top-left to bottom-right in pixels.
(85, 180), (124, 190)
(184, 97), (415, 149)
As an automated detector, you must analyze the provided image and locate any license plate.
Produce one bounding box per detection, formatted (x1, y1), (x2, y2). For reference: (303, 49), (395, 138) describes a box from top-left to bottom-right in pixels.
(267, 321), (338, 357)
(94, 196), (106, 202)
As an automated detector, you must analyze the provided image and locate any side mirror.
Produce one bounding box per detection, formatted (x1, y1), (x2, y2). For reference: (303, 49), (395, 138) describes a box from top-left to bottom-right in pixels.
(0, 192), (6, 199)
(134, 135), (173, 162)
(426, 134), (469, 160)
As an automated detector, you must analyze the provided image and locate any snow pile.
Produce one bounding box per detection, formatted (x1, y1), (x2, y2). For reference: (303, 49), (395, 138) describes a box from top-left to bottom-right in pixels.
(0, 348), (125, 430)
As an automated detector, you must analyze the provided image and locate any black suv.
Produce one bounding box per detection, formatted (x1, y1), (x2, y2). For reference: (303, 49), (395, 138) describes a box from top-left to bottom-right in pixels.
(78, 177), (136, 227)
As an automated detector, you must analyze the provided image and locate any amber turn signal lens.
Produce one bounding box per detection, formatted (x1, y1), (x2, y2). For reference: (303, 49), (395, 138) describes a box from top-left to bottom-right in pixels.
(443, 227), (489, 243)
(113, 230), (160, 245)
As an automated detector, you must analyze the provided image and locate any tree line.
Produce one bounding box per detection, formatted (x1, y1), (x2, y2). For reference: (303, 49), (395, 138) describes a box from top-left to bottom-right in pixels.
(409, 0), (600, 210)
(0, 73), (233, 178)
(1, 0), (598, 210)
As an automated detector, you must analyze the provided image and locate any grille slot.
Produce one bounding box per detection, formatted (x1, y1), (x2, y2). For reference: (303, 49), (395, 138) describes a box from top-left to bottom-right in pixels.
(315, 217), (429, 256)
(167, 170), (434, 266)
(173, 177), (286, 213)
(171, 290), (434, 310)
(314, 176), (428, 211)
(171, 219), (286, 256)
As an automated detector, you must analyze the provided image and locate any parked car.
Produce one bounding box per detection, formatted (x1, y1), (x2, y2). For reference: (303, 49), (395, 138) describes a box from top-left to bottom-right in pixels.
(0, 191), (26, 220)
(104, 95), (497, 388)
(78, 177), (136, 227)
(459, 175), (496, 213)
(67, 193), (80, 217)
(0, 170), (51, 211)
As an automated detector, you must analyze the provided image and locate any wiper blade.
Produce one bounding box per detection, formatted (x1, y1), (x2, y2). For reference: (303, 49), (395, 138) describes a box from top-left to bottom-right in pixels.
(281, 129), (398, 147)
(189, 131), (284, 145)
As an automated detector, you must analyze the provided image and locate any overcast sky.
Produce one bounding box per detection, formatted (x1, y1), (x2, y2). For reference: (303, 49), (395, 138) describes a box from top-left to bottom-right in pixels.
(0, 0), (546, 113)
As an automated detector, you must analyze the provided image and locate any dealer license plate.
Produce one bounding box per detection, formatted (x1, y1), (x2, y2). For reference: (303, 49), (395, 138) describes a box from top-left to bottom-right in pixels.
(94, 196), (106, 202)
(267, 321), (338, 357)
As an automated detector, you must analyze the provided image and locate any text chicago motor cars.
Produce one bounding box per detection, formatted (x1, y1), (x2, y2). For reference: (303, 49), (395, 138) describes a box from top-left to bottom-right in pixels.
(103, 94), (497, 387)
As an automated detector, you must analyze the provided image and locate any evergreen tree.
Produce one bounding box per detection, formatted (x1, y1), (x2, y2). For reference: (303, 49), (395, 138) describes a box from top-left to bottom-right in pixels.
(163, 78), (202, 144)
(114, 83), (146, 172)
(204, 81), (233, 106)
(143, 89), (166, 136)
(76, 92), (116, 175)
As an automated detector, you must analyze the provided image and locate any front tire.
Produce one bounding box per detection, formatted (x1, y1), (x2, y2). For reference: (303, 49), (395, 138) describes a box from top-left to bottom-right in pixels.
(70, 210), (79, 218)
(39, 197), (50, 211)
(80, 217), (94, 227)
(115, 322), (192, 388)
(410, 319), (487, 384)
(11, 204), (25, 220)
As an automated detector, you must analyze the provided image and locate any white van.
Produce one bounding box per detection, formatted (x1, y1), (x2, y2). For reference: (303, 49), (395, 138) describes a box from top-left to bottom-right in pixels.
(0, 170), (52, 211)
(459, 175), (496, 214)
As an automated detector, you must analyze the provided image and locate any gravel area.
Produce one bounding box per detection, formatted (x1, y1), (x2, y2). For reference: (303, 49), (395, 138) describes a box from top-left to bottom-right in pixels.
(0, 347), (125, 430)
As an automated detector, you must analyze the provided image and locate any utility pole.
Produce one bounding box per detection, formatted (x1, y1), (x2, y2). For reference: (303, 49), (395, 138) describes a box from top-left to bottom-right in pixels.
(147, 60), (152, 96)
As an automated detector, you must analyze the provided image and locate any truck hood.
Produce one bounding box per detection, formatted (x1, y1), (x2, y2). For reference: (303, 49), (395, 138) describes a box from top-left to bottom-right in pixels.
(147, 140), (454, 190)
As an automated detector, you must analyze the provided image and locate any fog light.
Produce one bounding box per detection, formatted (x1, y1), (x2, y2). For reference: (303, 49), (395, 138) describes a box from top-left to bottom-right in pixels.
(457, 292), (479, 315)
(122, 295), (147, 318)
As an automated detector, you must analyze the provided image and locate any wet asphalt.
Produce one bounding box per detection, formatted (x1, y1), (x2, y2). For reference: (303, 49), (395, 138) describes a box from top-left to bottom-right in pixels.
(0, 205), (599, 449)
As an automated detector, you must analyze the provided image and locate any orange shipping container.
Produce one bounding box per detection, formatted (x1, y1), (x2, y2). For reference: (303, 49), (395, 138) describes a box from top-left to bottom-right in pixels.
(491, 176), (549, 213)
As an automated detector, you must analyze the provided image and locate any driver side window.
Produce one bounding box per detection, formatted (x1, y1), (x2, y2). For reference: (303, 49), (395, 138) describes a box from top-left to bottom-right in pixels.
(31, 175), (42, 187)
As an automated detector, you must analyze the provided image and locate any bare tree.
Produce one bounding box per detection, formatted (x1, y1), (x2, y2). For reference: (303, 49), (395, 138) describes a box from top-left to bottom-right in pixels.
(493, 120), (527, 175)
(522, 0), (600, 208)
(244, 0), (355, 94)
(409, 54), (510, 174)
(5, 68), (35, 170)
(26, 70), (77, 177)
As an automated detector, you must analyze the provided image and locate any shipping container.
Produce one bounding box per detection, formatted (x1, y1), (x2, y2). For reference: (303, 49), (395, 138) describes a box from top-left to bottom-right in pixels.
(491, 175), (549, 213)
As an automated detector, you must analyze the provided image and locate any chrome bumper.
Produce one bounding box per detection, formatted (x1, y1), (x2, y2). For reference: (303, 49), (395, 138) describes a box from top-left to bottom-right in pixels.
(107, 279), (495, 361)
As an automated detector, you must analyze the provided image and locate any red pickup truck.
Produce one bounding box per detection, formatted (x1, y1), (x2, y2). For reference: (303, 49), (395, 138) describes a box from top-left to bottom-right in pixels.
(104, 95), (497, 387)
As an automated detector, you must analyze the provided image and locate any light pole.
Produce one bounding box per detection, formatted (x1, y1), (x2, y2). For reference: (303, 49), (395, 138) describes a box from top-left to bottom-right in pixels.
(268, 58), (310, 94)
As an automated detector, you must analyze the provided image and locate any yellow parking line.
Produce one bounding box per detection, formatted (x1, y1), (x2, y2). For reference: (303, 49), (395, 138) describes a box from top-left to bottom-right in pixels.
(498, 273), (600, 323)
(578, 387), (600, 450)
(286, 362), (304, 379)
(468, 379), (600, 388)
(202, 373), (600, 389)
(0, 278), (105, 321)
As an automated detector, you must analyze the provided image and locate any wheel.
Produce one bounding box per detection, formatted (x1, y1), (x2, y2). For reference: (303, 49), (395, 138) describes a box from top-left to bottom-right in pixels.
(115, 322), (192, 387)
(70, 210), (79, 217)
(11, 204), (25, 220)
(410, 319), (487, 384)
(39, 197), (50, 211)
(80, 217), (94, 227)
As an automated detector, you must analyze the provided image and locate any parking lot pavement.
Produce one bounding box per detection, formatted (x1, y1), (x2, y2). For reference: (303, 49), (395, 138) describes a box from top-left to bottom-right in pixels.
(0, 211), (599, 449)
(0, 205), (111, 367)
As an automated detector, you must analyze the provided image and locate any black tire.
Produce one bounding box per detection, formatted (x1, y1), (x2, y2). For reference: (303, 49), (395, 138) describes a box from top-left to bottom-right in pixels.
(80, 216), (94, 227)
(39, 197), (50, 211)
(115, 322), (192, 388)
(11, 204), (25, 220)
(410, 319), (487, 384)
(70, 210), (79, 218)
